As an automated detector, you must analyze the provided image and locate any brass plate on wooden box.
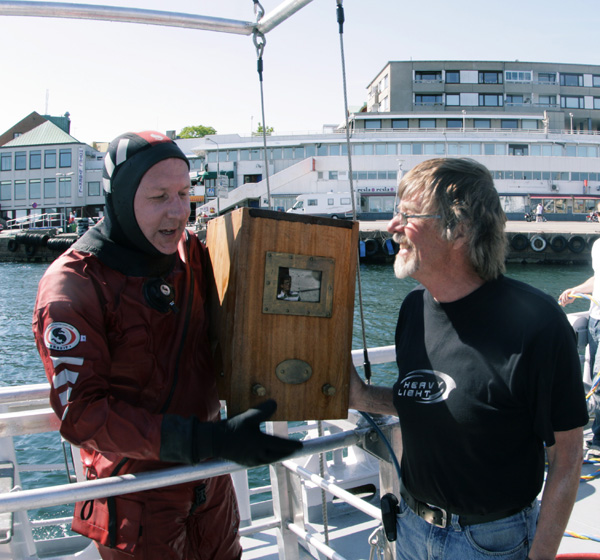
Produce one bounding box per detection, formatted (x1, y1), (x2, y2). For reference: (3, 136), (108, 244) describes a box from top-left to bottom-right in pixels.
(262, 251), (334, 318)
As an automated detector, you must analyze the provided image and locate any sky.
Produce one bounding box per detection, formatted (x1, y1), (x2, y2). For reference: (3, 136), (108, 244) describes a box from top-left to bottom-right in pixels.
(2, 0), (600, 146)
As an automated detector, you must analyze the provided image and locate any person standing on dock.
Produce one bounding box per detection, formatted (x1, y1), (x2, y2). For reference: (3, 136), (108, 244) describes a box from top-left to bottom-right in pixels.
(350, 158), (588, 560)
(559, 239), (600, 460)
(32, 131), (301, 560)
(536, 201), (544, 222)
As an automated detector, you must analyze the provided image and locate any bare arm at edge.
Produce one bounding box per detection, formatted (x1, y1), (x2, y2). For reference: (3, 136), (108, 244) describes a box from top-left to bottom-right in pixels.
(348, 364), (397, 416)
(528, 427), (583, 560)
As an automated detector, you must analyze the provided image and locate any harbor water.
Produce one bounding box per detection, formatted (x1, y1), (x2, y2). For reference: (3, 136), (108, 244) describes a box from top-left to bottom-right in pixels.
(0, 259), (594, 538)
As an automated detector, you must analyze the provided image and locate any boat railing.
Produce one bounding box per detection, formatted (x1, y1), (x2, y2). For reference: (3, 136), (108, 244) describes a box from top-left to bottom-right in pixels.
(4, 213), (65, 232)
(0, 345), (400, 560)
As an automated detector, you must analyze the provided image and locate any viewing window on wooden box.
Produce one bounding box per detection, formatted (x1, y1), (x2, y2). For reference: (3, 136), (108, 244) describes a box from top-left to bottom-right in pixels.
(263, 252), (334, 317)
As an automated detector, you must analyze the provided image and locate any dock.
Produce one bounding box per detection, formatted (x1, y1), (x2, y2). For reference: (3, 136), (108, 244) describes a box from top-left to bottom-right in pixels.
(359, 220), (600, 264)
(1, 220), (600, 265)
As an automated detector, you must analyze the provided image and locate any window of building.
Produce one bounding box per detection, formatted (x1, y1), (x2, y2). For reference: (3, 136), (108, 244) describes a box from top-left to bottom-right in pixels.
(29, 150), (41, 170)
(15, 151), (26, 170)
(419, 119), (436, 128)
(446, 94), (460, 106)
(505, 71), (532, 82)
(594, 98), (600, 110)
(594, 75), (600, 87)
(508, 144), (529, 156)
(305, 145), (316, 157)
(538, 95), (557, 106)
(415, 71), (441, 82)
(59, 149), (72, 168)
(522, 120), (538, 129)
(501, 119), (519, 129)
(14, 180), (26, 200)
(537, 72), (556, 84)
(29, 179), (41, 199)
(271, 148), (283, 160)
(239, 150), (249, 161)
(0, 181), (10, 200)
(445, 71), (460, 84)
(44, 150), (56, 168)
(0, 153), (11, 171)
(327, 145), (339, 156)
(412, 143), (423, 155)
(506, 95), (524, 105)
(250, 149), (263, 161)
(88, 181), (101, 196)
(328, 171), (338, 180)
(561, 96), (584, 109)
(44, 178), (56, 198)
(282, 147), (294, 159)
(59, 177), (72, 198)
(474, 119), (491, 129)
(479, 94), (503, 107)
(316, 144), (327, 156)
(446, 119), (463, 128)
(478, 71), (503, 84)
(415, 94), (442, 105)
(560, 73), (583, 86)
(365, 119), (382, 129)
(392, 119), (409, 129)
(295, 146), (306, 158)
(380, 96), (389, 111)
(375, 144), (387, 155)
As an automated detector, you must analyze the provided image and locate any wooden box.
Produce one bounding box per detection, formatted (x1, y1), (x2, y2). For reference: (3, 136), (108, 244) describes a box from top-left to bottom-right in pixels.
(206, 208), (359, 421)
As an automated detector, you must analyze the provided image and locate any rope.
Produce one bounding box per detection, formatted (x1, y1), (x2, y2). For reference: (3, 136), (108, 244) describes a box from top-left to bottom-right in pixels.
(317, 420), (329, 545)
(252, 6), (271, 210)
(336, 0), (371, 382)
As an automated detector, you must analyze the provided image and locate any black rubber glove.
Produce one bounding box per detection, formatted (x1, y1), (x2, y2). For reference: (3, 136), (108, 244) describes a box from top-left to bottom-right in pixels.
(160, 399), (303, 467)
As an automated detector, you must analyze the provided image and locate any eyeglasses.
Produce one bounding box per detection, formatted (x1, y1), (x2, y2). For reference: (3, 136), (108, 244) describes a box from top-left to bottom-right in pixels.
(394, 211), (442, 227)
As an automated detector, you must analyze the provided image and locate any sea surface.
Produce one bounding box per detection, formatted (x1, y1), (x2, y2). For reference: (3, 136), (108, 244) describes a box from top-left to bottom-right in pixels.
(0, 259), (593, 538)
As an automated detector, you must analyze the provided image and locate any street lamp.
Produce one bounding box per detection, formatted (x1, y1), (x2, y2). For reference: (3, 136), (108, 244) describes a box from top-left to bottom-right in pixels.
(569, 113), (574, 134)
(205, 137), (220, 216)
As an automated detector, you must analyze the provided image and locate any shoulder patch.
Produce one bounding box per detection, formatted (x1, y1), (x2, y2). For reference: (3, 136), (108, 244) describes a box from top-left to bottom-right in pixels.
(44, 323), (81, 351)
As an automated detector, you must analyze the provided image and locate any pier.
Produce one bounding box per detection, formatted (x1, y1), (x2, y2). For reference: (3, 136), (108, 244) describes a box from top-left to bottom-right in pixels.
(1, 220), (600, 265)
(359, 220), (600, 265)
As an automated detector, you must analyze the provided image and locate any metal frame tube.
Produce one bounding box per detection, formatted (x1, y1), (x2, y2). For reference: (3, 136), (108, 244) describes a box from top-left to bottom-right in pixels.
(0, 429), (363, 514)
(0, 0), (314, 35)
(283, 461), (382, 520)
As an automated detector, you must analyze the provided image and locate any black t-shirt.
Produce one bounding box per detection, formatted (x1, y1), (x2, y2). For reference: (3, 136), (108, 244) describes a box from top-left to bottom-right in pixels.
(392, 275), (588, 515)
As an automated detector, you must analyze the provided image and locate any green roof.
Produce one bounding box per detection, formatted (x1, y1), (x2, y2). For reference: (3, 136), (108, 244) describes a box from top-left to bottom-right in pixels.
(4, 121), (81, 147)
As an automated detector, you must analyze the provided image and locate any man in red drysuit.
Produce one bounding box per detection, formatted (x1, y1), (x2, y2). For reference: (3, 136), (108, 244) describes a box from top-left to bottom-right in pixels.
(33, 131), (301, 559)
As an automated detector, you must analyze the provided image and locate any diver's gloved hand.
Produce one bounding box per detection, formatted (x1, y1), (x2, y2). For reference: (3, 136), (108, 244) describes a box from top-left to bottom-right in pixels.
(160, 399), (303, 467)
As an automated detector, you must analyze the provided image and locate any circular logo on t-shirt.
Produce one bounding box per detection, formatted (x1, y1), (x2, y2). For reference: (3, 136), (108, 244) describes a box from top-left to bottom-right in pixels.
(44, 323), (80, 351)
(396, 370), (456, 404)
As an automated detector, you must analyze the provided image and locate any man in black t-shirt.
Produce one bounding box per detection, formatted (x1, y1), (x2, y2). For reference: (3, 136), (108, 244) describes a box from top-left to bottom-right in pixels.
(350, 158), (588, 560)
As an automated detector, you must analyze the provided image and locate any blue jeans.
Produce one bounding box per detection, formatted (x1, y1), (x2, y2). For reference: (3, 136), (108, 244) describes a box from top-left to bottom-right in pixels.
(395, 498), (539, 560)
(586, 318), (600, 445)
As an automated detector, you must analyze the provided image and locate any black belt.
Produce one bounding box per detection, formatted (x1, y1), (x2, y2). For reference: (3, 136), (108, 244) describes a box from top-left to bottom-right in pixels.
(400, 484), (525, 528)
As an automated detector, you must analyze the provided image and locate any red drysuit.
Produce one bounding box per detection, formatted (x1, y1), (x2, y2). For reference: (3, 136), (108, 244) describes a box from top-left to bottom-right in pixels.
(33, 234), (241, 559)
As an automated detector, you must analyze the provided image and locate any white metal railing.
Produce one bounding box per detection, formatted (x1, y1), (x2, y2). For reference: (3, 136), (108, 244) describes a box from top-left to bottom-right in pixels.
(0, 345), (399, 560)
(4, 212), (65, 231)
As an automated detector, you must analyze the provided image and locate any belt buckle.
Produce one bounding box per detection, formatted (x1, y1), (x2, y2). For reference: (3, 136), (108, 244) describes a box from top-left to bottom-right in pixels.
(425, 503), (448, 528)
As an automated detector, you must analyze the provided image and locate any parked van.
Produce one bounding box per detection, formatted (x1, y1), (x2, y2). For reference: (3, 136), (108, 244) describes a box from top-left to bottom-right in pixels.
(286, 192), (356, 219)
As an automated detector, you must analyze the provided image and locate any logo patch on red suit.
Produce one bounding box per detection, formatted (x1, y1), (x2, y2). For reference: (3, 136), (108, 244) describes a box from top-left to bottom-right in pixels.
(44, 323), (81, 351)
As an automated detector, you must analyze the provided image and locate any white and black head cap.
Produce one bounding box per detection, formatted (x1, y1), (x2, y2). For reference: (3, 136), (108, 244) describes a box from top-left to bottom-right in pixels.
(102, 131), (189, 255)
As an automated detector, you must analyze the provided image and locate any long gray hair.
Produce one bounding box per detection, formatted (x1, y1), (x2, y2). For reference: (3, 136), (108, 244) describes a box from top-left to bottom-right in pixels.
(397, 158), (507, 281)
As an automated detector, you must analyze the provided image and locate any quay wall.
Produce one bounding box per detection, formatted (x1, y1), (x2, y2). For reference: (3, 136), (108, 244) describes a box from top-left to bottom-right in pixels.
(359, 220), (600, 265)
(1, 221), (599, 265)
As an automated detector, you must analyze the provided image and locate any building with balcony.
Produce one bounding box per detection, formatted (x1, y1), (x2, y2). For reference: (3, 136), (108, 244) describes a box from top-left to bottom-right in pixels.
(361, 60), (600, 133)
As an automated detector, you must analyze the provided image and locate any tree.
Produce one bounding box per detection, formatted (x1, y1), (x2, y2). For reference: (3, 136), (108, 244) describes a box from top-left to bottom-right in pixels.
(256, 122), (274, 135)
(179, 125), (217, 138)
